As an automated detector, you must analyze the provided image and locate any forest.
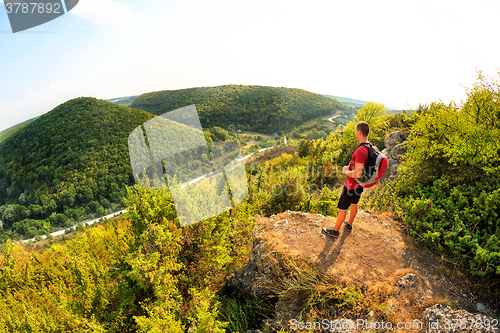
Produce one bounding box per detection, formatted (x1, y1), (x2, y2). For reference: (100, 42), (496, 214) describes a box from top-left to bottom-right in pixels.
(130, 85), (350, 133)
(0, 74), (499, 331)
(0, 98), (154, 241)
(0, 86), (350, 242)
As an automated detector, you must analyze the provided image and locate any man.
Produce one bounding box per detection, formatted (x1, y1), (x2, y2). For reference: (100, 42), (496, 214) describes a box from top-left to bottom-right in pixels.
(322, 121), (370, 237)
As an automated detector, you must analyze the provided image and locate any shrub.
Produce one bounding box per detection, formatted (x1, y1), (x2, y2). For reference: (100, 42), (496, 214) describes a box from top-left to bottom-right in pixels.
(367, 71), (500, 301)
(123, 185), (254, 331)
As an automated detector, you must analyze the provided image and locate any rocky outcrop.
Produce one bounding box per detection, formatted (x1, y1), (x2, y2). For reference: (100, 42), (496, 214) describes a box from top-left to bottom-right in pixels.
(230, 235), (273, 298)
(422, 304), (497, 332)
(384, 131), (410, 150)
(381, 131), (410, 182)
(230, 210), (497, 332)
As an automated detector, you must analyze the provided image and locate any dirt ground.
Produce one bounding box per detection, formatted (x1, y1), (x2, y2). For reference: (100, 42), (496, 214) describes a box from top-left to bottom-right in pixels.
(255, 209), (494, 322)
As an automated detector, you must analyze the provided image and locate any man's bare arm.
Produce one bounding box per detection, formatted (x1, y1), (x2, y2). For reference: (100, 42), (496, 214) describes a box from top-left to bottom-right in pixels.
(343, 163), (364, 178)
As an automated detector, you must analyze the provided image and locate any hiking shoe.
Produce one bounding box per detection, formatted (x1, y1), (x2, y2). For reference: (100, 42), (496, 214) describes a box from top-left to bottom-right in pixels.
(345, 221), (352, 231)
(322, 227), (339, 238)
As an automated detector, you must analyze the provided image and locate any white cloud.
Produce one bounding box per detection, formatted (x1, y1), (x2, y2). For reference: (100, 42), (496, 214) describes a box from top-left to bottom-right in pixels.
(70, 0), (136, 26)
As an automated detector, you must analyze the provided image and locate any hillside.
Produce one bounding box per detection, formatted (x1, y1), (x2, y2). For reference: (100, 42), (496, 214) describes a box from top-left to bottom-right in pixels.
(0, 116), (39, 143)
(229, 209), (495, 331)
(130, 85), (350, 133)
(0, 74), (499, 331)
(0, 97), (154, 240)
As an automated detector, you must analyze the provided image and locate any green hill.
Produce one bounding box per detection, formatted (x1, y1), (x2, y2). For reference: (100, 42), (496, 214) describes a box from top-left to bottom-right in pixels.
(0, 116), (39, 143)
(130, 85), (349, 133)
(0, 97), (155, 239)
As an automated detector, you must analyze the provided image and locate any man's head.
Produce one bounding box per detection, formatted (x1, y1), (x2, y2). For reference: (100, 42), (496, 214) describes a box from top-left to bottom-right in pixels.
(355, 121), (369, 142)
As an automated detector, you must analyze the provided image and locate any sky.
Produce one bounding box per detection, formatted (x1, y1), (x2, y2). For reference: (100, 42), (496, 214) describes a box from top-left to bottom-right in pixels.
(1, 0), (500, 132)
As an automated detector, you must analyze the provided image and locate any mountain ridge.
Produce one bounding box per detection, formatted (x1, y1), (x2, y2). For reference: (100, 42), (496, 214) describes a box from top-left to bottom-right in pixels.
(129, 84), (351, 133)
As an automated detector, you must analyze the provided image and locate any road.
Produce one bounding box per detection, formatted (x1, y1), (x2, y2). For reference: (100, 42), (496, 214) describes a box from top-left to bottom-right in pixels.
(21, 209), (128, 243)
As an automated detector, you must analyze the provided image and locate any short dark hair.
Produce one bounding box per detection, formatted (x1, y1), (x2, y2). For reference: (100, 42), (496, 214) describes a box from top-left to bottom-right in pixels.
(356, 122), (370, 137)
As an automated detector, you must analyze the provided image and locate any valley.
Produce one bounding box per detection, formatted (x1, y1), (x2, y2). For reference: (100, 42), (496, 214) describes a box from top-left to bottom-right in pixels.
(0, 80), (498, 332)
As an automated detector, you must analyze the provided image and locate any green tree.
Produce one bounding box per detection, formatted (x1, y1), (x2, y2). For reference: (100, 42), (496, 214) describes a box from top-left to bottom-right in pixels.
(354, 101), (388, 131)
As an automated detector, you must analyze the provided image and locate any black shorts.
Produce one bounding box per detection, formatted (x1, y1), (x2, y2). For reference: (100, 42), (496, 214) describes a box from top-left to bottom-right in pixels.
(337, 186), (363, 210)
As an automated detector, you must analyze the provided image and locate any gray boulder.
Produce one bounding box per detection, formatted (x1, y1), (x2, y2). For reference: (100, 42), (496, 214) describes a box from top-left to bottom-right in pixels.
(384, 131), (403, 150)
(422, 304), (497, 332)
(400, 131), (410, 141)
(380, 159), (399, 182)
(389, 141), (408, 160)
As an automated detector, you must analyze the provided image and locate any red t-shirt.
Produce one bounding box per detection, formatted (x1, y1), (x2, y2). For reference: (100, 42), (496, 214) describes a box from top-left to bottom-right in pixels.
(344, 145), (368, 190)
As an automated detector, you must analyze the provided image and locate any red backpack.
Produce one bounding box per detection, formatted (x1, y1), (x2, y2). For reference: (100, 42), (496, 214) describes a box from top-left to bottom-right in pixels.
(352, 142), (388, 188)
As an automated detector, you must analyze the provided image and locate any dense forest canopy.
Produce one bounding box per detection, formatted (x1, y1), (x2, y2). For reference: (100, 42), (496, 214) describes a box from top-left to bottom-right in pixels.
(0, 86), (351, 241)
(0, 97), (155, 239)
(130, 85), (349, 133)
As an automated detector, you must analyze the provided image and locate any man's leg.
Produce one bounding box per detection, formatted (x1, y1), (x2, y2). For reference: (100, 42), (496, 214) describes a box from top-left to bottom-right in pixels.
(333, 209), (347, 232)
(347, 204), (357, 225)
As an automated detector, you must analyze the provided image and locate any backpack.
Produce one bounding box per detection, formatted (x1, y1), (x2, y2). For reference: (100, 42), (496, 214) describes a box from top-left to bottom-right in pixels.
(351, 142), (388, 188)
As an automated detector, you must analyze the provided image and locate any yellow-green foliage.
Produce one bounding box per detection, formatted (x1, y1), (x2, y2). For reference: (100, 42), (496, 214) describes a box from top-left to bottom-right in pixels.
(125, 186), (254, 332)
(354, 102), (388, 133)
(341, 102), (389, 164)
(247, 150), (341, 217)
(0, 218), (132, 332)
(367, 71), (500, 300)
(0, 183), (254, 332)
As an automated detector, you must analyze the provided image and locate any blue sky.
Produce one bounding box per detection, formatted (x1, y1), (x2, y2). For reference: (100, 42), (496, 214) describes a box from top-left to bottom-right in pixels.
(1, 0), (500, 132)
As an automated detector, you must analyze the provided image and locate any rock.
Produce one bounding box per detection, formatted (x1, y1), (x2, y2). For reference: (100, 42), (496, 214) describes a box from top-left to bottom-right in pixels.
(273, 219), (288, 228)
(389, 142), (408, 160)
(380, 159), (399, 182)
(229, 238), (271, 297)
(379, 131), (410, 183)
(397, 273), (416, 287)
(422, 304), (497, 332)
(290, 211), (307, 218)
(400, 131), (410, 141)
(384, 131), (409, 151)
(384, 131), (403, 150)
(476, 302), (491, 314)
(309, 220), (320, 227)
(187, 321), (197, 333)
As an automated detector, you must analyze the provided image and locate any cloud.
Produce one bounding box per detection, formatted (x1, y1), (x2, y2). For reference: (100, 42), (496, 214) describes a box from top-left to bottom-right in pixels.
(70, 0), (136, 26)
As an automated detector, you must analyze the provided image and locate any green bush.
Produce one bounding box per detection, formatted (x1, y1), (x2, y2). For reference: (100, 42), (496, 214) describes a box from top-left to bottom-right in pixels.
(124, 185), (254, 332)
(217, 296), (273, 332)
(367, 71), (500, 300)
